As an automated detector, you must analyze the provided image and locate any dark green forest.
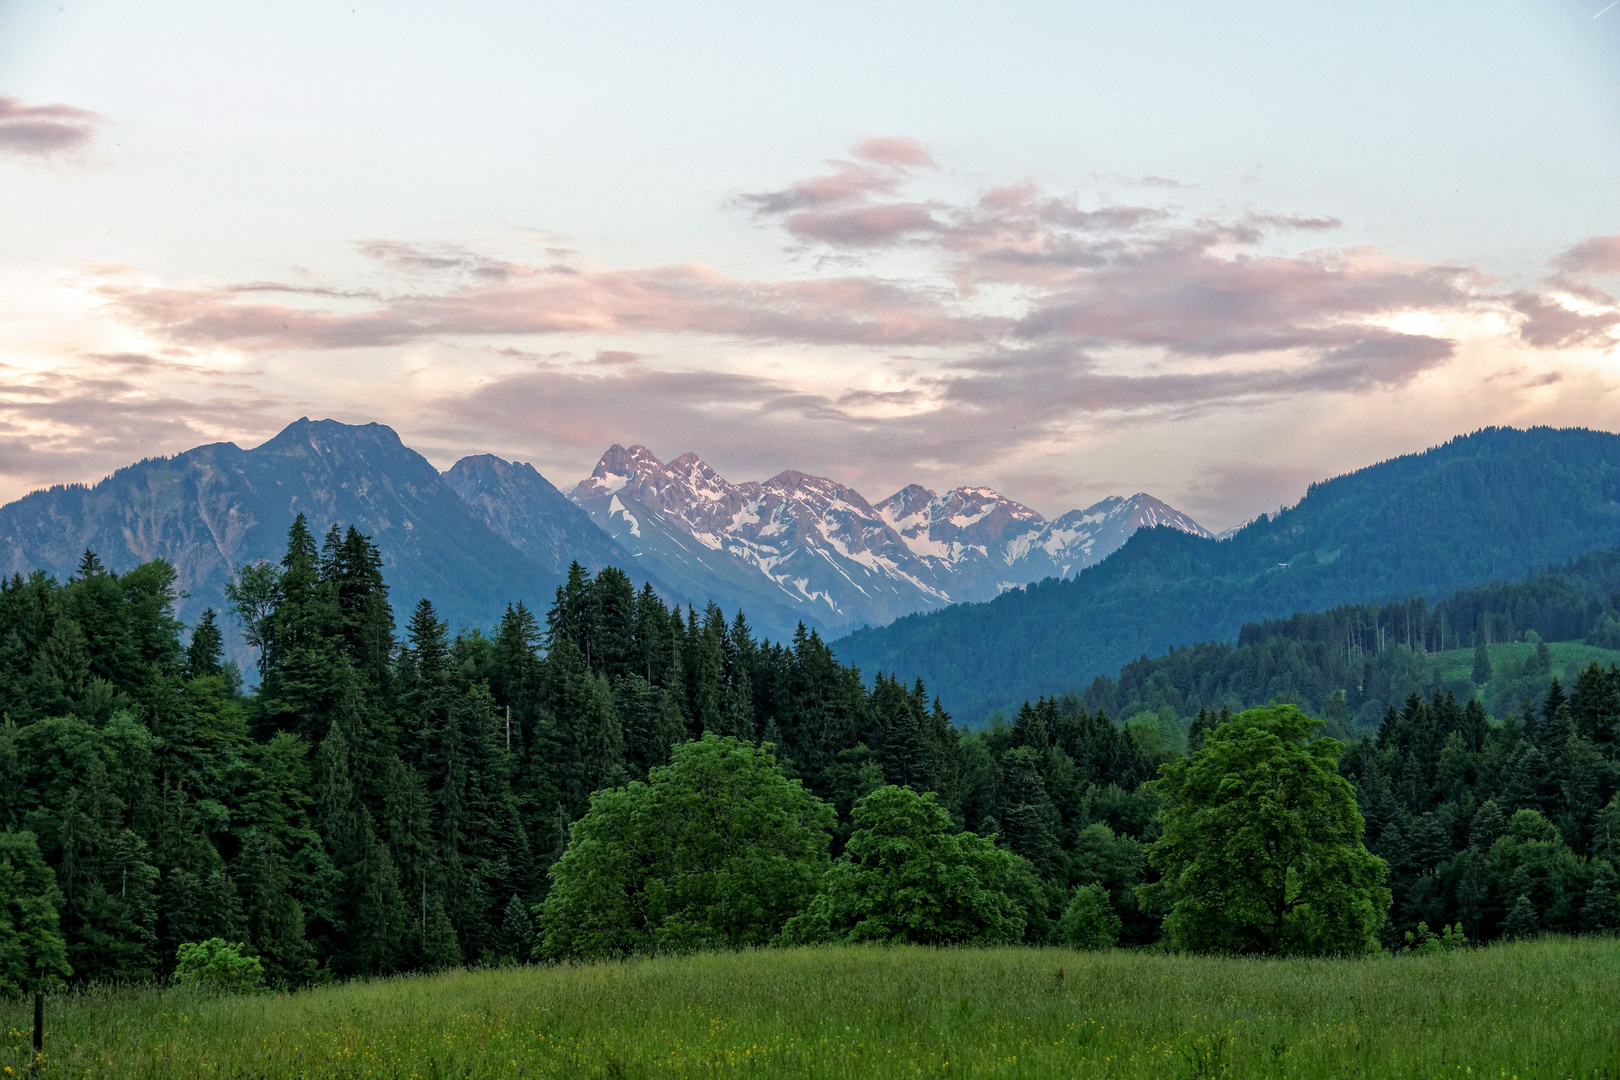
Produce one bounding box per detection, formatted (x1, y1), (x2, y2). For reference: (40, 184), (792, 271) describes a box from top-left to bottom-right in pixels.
(5, 514), (1620, 990)
(0, 517), (1157, 984)
(837, 426), (1620, 722)
(1081, 546), (1620, 728)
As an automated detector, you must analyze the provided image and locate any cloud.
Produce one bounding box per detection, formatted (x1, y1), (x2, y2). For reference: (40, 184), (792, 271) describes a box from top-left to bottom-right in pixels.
(79, 137), (1616, 516)
(1556, 235), (1620, 277)
(102, 257), (984, 350)
(1178, 460), (1326, 525)
(850, 135), (936, 169)
(1513, 293), (1620, 349)
(735, 138), (944, 247)
(0, 96), (101, 157)
(1507, 234), (1620, 351)
(0, 361), (289, 494)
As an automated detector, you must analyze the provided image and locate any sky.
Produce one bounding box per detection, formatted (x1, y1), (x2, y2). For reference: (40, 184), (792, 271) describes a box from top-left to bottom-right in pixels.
(0, 1), (1617, 531)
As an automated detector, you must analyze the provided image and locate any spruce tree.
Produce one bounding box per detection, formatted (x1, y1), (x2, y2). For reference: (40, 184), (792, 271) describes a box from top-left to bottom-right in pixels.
(1472, 635), (1492, 685)
(186, 608), (224, 680)
(0, 830), (71, 995)
(232, 830), (313, 986)
(494, 893), (535, 964)
(1504, 893), (1539, 939)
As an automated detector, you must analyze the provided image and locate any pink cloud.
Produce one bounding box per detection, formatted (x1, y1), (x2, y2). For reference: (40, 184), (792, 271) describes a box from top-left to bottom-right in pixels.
(103, 259), (986, 350)
(850, 135), (936, 169)
(99, 136), (1604, 481)
(0, 96), (101, 157)
(1513, 293), (1620, 349)
(1556, 235), (1620, 277)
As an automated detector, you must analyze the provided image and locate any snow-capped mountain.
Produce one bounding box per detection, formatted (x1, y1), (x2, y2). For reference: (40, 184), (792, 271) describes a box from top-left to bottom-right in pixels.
(876, 486), (1213, 600)
(568, 445), (1211, 641)
(569, 445), (946, 642)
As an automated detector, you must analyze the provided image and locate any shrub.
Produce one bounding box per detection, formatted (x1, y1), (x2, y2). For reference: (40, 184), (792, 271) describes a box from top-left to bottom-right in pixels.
(173, 939), (266, 992)
(781, 785), (1024, 946)
(1058, 884), (1121, 950)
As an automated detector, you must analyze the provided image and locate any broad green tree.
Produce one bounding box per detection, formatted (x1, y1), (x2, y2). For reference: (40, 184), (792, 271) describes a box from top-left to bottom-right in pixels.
(539, 735), (834, 959)
(1057, 883), (1120, 950)
(782, 785), (1023, 946)
(1138, 704), (1389, 955)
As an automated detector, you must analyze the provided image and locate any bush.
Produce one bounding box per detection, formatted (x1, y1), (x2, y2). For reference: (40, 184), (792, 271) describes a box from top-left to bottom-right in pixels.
(1058, 884), (1121, 950)
(1404, 921), (1467, 953)
(781, 785), (1024, 946)
(539, 735), (835, 960)
(173, 939), (266, 992)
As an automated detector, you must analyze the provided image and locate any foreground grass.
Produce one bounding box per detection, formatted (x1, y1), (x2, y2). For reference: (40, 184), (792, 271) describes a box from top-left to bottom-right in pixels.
(4, 939), (1618, 1079)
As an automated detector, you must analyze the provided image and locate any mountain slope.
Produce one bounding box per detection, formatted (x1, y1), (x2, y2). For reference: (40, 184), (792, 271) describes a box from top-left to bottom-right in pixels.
(833, 426), (1620, 723)
(0, 419), (571, 649)
(442, 453), (631, 576)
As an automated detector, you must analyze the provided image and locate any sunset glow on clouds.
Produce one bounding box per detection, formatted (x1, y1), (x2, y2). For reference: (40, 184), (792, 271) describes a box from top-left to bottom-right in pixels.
(2, 1), (1617, 528)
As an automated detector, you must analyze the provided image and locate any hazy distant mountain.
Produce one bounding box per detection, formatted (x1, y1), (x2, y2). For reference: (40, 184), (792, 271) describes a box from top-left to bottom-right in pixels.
(834, 426), (1620, 723)
(442, 453), (630, 576)
(0, 419), (573, 657)
(566, 444), (1210, 641)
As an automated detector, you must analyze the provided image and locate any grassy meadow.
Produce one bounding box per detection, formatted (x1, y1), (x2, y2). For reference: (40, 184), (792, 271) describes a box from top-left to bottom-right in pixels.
(1433, 639), (1620, 689)
(4, 939), (1619, 1079)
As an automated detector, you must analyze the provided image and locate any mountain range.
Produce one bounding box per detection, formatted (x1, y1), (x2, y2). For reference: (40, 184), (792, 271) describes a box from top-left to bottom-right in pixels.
(11, 419), (1618, 720)
(832, 426), (1620, 722)
(0, 418), (1206, 653)
(567, 444), (1208, 641)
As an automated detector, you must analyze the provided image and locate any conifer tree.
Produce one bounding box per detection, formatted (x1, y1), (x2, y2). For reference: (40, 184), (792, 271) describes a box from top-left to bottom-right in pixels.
(186, 608), (224, 680)
(1505, 893), (1539, 939)
(0, 830), (71, 995)
(232, 830), (313, 986)
(1473, 635), (1492, 685)
(494, 893), (535, 964)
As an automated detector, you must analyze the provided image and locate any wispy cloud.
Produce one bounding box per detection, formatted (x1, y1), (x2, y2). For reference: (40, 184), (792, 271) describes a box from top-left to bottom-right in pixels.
(52, 139), (1619, 519)
(0, 96), (102, 158)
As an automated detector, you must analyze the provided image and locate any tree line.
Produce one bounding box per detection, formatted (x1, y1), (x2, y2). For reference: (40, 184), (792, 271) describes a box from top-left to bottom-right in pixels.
(836, 426), (1620, 723)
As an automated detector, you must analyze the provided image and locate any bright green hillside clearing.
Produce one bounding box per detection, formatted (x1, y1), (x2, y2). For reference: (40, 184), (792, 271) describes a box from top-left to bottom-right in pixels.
(1433, 639), (1620, 689)
(5, 940), (1619, 1079)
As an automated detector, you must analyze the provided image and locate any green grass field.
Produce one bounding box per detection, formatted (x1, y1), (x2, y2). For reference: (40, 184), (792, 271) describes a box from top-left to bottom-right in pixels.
(5, 939), (1619, 1079)
(1433, 639), (1620, 689)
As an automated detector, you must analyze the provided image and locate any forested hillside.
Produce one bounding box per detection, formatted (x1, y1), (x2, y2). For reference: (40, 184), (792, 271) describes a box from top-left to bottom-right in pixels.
(1080, 546), (1620, 728)
(836, 426), (1620, 722)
